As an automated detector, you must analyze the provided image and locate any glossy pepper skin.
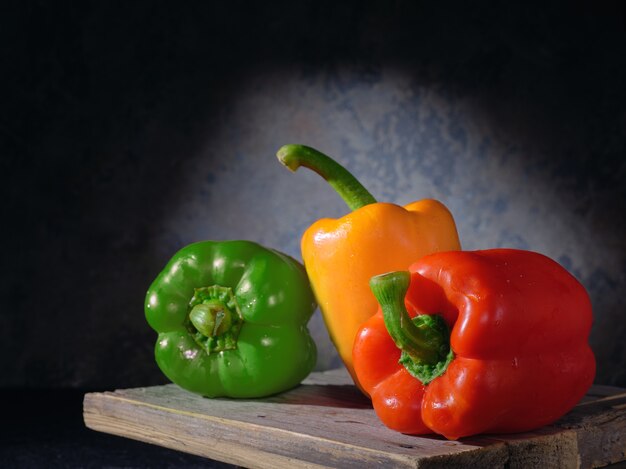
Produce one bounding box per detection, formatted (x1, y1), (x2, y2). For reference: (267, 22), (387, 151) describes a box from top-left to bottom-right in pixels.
(353, 249), (596, 440)
(277, 145), (460, 385)
(145, 240), (317, 398)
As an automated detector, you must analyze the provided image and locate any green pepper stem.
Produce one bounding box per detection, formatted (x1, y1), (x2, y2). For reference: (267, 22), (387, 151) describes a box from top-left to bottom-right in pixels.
(370, 271), (442, 365)
(189, 301), (232, 338)
(276, 144), (377, 211)
(187, 285), (243, 354)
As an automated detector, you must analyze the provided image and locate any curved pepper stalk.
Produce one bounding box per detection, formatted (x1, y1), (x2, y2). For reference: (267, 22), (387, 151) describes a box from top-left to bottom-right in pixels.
(370, 271), (454, 385)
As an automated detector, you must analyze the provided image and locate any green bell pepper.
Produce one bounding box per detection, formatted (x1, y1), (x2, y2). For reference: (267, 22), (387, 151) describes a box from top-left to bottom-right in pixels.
(145, 240), (317, 398)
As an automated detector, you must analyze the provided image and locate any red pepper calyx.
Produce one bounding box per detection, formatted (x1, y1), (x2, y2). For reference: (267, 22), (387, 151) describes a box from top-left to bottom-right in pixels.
(370, 271), (454, 385)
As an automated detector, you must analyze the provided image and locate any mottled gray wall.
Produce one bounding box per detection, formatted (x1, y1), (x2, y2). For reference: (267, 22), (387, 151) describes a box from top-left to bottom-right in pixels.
(151, 63), (626, 382)
(2, 2), (625, 388)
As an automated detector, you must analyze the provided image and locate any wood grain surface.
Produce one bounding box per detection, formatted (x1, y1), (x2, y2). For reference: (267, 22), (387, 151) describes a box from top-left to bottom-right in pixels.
(83, 369), (626, 468)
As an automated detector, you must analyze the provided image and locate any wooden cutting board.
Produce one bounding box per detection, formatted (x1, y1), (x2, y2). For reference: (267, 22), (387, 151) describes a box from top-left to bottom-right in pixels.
(83, 368), (626, 468)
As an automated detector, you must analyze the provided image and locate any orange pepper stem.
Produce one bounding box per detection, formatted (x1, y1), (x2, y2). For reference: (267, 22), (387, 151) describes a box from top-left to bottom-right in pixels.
(370, 271), (454, 384)
(276, 144), (377, 211)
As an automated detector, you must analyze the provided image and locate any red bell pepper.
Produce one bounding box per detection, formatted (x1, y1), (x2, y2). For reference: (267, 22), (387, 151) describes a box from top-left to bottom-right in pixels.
(352, 249), (596, 440)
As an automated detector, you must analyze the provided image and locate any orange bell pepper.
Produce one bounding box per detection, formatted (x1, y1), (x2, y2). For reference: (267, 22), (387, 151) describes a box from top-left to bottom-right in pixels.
(277, 145), (461, 386)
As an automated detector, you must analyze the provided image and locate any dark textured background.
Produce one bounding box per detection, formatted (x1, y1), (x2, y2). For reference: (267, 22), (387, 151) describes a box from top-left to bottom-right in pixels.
(2, 1), (625, 391)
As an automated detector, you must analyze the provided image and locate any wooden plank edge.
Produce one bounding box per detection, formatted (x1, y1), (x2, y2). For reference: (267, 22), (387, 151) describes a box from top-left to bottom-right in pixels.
(85, 390), (570, 468)
(80, 391), (581, 469)
(83, 391), (428, 468)
(82, 390), (593, 469)
(84, 394), (324, 468)
(83, 385), (626, 469)
(422, 430), (580, 469)
(557, 392), (626, 468)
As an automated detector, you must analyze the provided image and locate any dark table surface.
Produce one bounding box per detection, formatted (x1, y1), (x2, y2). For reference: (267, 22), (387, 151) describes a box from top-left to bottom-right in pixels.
(0, 389), (234, 468)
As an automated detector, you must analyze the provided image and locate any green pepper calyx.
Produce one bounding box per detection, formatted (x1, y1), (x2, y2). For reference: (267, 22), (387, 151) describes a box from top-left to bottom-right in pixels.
(187, 285), (244, 354)
(370, 271), (454, 385)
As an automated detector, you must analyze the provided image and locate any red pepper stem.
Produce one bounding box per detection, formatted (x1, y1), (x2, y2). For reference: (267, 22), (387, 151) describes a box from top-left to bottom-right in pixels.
(370, 271), (442, 366)
(276, 144), (377, 211)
